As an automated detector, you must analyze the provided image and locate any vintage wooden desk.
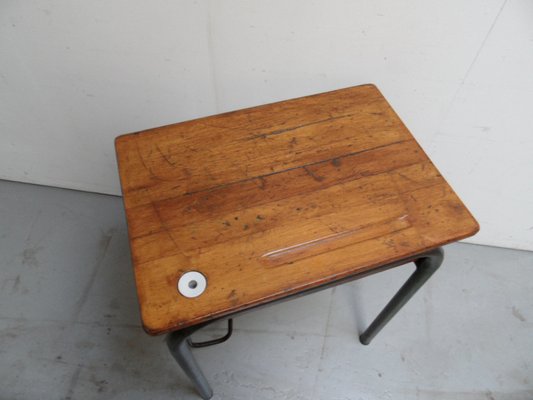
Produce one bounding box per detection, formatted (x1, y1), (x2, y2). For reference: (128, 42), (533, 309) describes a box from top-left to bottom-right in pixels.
(115, 84), (479, 399)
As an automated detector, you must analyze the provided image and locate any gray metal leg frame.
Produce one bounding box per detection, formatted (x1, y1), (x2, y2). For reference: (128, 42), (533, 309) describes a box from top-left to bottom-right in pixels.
(166, 247), (444, 399)
(360, 247), (444, 345)
(166, 326), (214, 400)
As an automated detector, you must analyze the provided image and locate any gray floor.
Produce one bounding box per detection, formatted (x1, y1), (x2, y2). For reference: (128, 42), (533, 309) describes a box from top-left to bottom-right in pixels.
(0, 180), (532, 400)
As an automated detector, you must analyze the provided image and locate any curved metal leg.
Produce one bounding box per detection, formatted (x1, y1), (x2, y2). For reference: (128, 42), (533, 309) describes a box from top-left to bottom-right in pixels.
(166, 327), (213, 400)
(360, 247), (444, 345)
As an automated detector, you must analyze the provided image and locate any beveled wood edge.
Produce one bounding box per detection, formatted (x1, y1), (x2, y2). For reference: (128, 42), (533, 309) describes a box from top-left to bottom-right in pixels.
(404, 138), (481, 237)
(143, 223), (478, 336)
(145, 245), (443, 336)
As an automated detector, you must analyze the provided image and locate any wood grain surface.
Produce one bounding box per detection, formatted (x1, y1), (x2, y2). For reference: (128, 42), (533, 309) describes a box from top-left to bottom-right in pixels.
(115, 84), (479, 335)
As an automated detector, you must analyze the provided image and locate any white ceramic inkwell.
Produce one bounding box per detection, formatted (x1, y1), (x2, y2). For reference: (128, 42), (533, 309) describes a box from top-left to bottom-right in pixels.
(177, 271), (207, 298)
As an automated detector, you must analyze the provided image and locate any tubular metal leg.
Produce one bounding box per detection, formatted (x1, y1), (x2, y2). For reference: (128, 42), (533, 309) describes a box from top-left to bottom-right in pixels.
(166, 328), (213, 400)
(360, 247), (444, 345)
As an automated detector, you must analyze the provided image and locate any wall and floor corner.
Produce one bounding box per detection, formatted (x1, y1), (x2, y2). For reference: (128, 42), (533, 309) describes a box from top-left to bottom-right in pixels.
(0, 0), (532, 251)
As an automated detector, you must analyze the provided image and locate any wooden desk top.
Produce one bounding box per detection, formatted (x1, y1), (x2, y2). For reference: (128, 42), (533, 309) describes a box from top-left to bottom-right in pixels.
(115, 84), (478, 335)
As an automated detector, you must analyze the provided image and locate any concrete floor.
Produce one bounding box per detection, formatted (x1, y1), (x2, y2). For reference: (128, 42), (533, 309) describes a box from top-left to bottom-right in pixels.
(0, 180), (532, 400)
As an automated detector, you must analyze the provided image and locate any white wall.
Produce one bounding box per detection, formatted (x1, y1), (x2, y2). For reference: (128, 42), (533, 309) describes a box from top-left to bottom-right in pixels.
(1, 0), (532, 250)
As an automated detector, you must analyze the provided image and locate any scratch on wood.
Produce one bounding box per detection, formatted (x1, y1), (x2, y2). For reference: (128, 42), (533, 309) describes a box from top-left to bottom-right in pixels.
(155, 144), (176, 166)
(150, 203), (186, 254)
(245, 113), (356, 141)
(135, 142), (165, 181)
(183, 139), (412, 196)
(397, 172), (418, 183)
(304, 166), (325, 182)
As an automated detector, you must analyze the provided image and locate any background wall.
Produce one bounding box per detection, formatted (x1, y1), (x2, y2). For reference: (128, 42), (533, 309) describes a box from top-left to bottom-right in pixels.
(1, 0), (532, 250)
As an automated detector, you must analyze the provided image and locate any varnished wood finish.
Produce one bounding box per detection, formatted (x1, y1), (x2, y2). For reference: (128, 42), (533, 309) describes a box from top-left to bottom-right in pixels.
(115, 84), (479, 335)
